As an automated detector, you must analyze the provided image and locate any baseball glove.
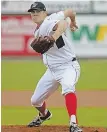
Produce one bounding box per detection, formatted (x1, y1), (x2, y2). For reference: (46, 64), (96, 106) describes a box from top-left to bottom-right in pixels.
(30, 36), (55, 54)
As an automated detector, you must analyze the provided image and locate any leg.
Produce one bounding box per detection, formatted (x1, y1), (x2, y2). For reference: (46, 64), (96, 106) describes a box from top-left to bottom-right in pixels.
(60, 61), (82, 131)
(36, 101), (46, 116)
(28, 69), (59, 127)
(31, 69), (59, 115)
(65, 92), (77, 123)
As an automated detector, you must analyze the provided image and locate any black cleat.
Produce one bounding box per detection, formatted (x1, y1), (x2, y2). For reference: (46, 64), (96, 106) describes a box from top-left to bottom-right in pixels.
(28, 110), (52, 127)
(70, 122), (82, 132)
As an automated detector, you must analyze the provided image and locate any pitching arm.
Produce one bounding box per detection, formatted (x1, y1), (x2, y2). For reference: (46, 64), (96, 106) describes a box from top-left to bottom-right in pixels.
(52, 20), (68, 41)
(63, 9), (78, 31)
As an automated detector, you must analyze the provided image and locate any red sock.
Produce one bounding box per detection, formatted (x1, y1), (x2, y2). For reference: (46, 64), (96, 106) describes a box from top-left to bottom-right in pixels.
(65, 93), (77, 123)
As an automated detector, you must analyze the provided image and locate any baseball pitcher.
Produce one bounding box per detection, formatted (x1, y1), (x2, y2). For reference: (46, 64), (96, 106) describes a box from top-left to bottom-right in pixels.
(27, 2), (82, 132)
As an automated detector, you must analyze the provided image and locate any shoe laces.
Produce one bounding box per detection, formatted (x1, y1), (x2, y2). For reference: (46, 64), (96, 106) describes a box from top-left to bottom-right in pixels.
(71, 123), (82, 131)
(32, 115), (42, 123)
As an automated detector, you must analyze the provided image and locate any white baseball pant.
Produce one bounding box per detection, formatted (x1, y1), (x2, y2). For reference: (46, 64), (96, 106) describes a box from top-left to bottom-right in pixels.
(31, 60), (80, 107)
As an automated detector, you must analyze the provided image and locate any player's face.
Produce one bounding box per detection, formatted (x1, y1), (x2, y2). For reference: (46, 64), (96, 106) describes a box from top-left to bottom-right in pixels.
(30, 10), (45, 24)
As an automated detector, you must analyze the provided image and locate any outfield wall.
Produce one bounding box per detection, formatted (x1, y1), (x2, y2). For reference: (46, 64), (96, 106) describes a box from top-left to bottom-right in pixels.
(1, 14), (107, 58)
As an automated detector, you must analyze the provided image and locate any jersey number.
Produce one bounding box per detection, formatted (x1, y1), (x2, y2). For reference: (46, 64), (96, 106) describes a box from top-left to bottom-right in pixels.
(56, 36), (65, 49)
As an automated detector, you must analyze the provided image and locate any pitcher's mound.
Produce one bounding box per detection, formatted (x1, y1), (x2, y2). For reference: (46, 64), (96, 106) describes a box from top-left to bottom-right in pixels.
(1, 125), (107, 132)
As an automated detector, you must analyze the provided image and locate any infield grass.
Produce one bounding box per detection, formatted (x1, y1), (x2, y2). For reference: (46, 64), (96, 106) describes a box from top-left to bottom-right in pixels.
(1, 106), (107, 127)
(1, 60), (107, 90)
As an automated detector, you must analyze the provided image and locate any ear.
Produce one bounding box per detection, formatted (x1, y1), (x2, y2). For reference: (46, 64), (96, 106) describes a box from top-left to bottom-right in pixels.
(53, 24), (58, 31)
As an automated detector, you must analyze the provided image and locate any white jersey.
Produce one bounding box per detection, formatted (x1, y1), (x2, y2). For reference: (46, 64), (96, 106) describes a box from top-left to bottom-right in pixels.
(34, 11), (76, 68)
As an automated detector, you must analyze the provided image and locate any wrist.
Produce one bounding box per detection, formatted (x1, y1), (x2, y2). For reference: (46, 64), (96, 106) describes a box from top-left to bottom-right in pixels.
(70, 12), (76, 22)
(52, 34), (57, 41)
(70, 16), (75, 22)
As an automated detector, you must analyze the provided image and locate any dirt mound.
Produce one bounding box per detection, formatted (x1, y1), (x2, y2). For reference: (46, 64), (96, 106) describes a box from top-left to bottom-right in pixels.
(1, 125), (107, 132)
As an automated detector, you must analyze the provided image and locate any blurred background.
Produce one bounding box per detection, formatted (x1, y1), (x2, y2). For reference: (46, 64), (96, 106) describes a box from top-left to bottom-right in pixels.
(1, 0), (107, 58)
(1, 0), (107, 127)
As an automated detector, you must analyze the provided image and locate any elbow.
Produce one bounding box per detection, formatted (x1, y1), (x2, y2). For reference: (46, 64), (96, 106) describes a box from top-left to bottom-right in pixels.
(67, 8), (73, 14)
(64, 9), (76, 18)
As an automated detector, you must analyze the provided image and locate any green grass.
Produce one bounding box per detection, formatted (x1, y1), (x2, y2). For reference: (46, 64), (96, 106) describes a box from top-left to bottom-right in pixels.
(1, 106), (107, 127)
(1, 60), (107, 90)
(1, 61), (46, 90)
(76, 59), (107, 90)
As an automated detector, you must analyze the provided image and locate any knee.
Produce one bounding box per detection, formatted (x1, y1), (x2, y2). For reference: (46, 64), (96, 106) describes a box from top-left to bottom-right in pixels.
(31, 95), (41, 107)
(62, 86), (75, 95)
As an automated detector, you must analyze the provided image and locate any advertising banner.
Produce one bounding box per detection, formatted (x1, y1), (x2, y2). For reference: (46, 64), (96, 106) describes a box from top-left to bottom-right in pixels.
(1, 15), (40, 56)
(1, 1), (91, 14)
(68, 15), (107, 57)
(1, 15), (107, 57)
(93, 1), (107, 13)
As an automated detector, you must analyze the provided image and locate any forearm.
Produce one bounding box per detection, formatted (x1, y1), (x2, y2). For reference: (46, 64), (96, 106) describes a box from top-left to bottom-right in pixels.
(52, 20), (67, 41)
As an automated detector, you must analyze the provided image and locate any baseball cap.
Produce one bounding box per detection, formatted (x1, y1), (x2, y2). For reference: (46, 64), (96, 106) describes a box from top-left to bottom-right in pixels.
(28, 2), (46, 12)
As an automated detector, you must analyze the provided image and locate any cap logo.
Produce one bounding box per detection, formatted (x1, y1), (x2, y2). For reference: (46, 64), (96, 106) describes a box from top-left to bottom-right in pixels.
(32, 3), (38, 8)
